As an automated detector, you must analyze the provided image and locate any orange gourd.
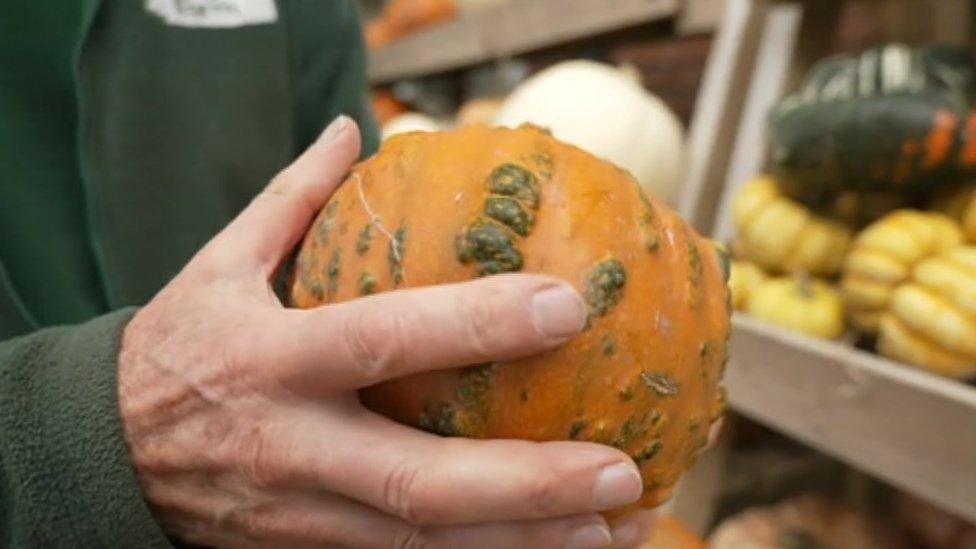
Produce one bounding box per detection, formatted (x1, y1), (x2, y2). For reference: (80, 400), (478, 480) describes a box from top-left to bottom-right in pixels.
(639, 514), (705, 548)
(289, 125), (730, 508)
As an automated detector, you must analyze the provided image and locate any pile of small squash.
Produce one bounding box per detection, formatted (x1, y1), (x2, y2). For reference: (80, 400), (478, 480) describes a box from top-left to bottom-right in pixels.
(728, 44), (976, 382)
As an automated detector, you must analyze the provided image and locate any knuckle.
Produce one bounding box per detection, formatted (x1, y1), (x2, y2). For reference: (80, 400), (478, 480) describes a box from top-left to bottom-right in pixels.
(457, 292), (504, 357)
(343, 309), (408, 383)
(394, 526), (435, 549)
(384, 460), (428, 524)
(233, 423), (283, 489)
(526, 472), (562, 518)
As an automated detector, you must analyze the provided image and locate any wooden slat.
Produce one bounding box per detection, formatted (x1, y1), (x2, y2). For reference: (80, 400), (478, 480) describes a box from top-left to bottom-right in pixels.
(368, 0), (681, 84)
(710, 2), (803, 240)
(678, 0), (770, 232)
(728, 314), (976, 523)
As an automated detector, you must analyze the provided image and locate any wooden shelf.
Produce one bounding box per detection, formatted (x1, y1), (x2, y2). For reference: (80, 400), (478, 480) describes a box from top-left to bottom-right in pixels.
(727, 314), (976, 522)
(368, 0), (681, 84)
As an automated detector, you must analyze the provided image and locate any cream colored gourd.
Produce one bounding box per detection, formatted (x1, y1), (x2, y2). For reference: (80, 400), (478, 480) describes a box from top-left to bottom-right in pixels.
(878, 246), (976, 379)
(381, 112), (448, 140)
(732, 176), (853, 276)
(841, 210), (963, 334)
(729, 260), (767, 311)
(747, 276), (845, 339)
(932, 185), (976, 242)
(493, 60), (686, 204)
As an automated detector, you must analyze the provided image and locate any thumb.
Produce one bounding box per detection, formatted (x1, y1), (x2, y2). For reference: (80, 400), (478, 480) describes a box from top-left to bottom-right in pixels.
(194, 116), (362, 280)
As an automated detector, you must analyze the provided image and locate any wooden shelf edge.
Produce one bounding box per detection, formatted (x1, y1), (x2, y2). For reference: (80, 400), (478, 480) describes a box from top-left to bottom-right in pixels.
(727, 313), (976, 522)
(368, 0), (682, 84)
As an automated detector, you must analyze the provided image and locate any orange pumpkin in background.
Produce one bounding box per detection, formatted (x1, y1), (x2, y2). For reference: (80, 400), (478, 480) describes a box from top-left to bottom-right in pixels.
(370, 89), (409, 126)
(366, 0), (457, 48)
(640, 514), (705, 548)
(289, 125), (730, 509)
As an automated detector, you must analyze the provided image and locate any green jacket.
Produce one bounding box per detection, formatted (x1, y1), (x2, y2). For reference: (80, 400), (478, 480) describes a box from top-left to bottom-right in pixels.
(0, 1), (379, 546)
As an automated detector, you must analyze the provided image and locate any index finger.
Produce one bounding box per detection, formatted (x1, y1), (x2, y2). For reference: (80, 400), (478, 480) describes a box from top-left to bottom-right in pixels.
(256, 273), (587, 394)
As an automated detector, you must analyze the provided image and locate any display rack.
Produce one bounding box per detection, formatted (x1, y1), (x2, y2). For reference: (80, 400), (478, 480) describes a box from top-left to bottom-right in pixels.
(683, 0), (976, 524)
(730, 315), (976, 522)
(368, 0), (682, 83)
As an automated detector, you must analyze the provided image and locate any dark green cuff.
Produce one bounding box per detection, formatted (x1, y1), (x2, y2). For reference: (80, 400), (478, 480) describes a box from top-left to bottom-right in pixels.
(0, 308), (171, 548)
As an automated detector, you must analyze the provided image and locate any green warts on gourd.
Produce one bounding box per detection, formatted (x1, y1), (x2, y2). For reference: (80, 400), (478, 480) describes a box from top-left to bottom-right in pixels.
(568, 418), (588, 439)
(684, 227), (704, 307)
(316, 201), (340, 246)
(641, 371), (679, 396)
(778, 529), (823, 549)
(632, 440), (663, 465)
(389, 225), (406, 286)
(639, 212), (661, 252)
(455, 363), (496, 433)
(418, 403), (457, 436)
(457, 163), (541, 275)
(601, 336), (617, 356)
(295, 254), (324, 301)
(489, 163), (540, 208)
(356, 224), (372, 254)
(456, 220), (524, 275)
(358, 272), (378, 296)
(715, 244), (731, 282)
(585, 259), (627, 316)
(484, 197), (534, 236)
(327, 249), (341, 301)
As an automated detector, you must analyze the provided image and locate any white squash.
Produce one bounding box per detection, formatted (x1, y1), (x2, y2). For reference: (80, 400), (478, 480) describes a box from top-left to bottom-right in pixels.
(492, 60), (686, 205)
(381, 112), (448, 140)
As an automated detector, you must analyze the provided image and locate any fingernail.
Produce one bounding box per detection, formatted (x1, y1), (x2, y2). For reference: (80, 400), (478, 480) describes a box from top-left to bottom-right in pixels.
(565, 524), (612, 549)
(592, 462), (642, 511)
(610, 510), (657, 547)
(318, 115), (351, 144)
(532, 284), (587, 339)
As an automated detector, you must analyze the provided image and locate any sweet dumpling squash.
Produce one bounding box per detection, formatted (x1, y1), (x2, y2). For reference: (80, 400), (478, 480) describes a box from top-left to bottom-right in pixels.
(732, 176), (853, 277)
(841, 210), (963, 334)
(729, 260), (767, 311)
(289, 125), (731, 508)
(746, 276), (845, 340)
(878, 245), (976, 379)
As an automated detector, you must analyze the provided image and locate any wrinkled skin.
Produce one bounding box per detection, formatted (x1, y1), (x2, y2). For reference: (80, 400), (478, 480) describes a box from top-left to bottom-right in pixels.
(117, 117), (658, 549)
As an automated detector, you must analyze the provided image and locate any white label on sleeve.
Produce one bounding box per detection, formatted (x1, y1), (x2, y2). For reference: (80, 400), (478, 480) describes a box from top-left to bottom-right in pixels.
(145, 0), (278, 28)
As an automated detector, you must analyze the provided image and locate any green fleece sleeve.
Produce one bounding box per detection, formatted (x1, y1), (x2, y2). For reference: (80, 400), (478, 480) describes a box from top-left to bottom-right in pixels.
(0, 308), (171, 548)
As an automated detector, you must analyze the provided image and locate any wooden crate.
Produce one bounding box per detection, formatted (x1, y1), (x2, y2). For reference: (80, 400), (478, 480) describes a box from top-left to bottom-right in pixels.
(677, 0), (976, 525)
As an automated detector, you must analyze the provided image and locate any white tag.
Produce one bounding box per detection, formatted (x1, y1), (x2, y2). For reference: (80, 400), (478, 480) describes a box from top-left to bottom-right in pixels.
(145, 0), (278, 28)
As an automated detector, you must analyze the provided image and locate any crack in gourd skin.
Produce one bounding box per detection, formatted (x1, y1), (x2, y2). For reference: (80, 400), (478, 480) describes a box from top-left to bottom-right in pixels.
(388, 225), (406, 286)
(641, 371), (679, 396)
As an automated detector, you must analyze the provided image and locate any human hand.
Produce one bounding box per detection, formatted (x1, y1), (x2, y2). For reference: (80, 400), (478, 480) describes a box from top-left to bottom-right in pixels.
(117, 116), (656, 548)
